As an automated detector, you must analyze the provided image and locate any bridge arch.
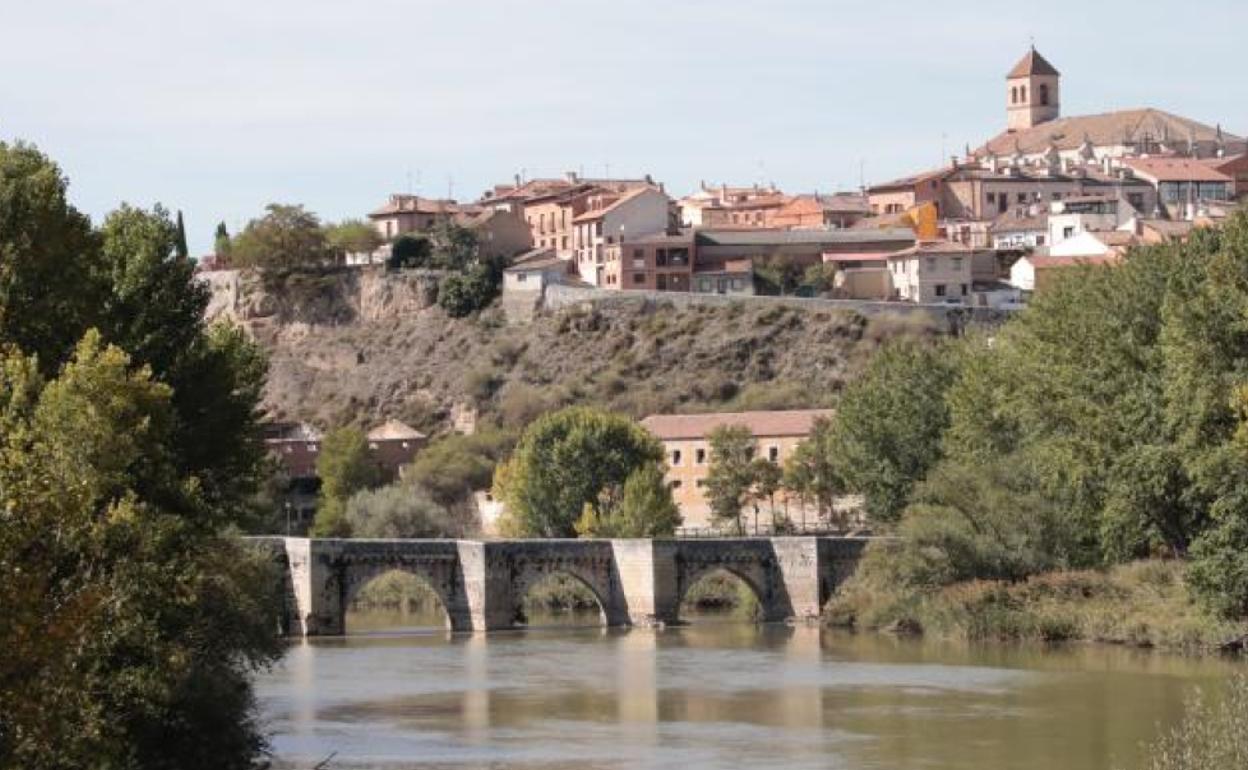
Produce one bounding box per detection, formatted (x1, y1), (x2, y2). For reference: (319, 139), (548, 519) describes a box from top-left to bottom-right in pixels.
(514, 568), (609, 627)
(676, 563), (769, 622)
(342, 567), (453, 632)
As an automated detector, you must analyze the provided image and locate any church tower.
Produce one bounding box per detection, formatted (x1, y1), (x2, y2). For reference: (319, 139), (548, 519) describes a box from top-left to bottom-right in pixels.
(1006, 47), (1060, 131)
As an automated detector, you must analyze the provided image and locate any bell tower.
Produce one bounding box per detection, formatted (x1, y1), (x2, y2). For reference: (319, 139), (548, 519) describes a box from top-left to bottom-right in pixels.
(1006, 47), (1060, 131)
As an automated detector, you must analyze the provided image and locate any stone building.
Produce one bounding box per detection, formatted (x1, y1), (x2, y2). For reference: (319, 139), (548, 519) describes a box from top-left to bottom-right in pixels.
(640, 409), (836, 533)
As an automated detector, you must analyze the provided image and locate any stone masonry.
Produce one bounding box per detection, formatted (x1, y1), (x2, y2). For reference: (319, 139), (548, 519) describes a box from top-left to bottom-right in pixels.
(253, 536), (872, 635)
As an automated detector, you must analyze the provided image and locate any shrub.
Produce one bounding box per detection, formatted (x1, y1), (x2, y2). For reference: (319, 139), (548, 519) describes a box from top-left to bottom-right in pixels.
(1137, 675), (1248, 770)
(344, 483), (466, 539)
(388, 234), (432, 269)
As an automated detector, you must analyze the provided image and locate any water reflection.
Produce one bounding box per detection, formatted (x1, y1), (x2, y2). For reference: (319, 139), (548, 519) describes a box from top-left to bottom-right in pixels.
(258, 612), (1243, 770)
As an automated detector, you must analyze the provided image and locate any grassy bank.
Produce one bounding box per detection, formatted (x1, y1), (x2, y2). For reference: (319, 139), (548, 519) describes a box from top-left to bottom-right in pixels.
(826, 559), (1248, 651)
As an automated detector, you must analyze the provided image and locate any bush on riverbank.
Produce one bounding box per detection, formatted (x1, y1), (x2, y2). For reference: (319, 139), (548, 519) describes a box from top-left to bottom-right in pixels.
(827, 554), (1246, 650)
(1136, 674), (1248, 769)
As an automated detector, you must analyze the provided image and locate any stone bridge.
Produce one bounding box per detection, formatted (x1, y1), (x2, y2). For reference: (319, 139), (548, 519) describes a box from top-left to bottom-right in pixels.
(254, 536), (871, 635)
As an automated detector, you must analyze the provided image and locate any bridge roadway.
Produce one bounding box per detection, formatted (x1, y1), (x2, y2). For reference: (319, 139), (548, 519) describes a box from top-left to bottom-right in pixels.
(253, 536), (872, 635)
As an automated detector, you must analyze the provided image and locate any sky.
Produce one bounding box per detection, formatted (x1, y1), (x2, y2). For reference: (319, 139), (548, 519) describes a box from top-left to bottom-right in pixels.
(3, 0), (1246, 255)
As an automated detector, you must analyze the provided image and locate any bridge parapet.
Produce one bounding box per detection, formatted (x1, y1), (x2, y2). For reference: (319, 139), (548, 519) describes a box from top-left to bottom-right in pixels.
(260, 536), (873, 636)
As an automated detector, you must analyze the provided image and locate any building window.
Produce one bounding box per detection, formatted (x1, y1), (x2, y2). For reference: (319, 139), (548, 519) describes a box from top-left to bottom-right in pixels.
(633, 249), (644, 259)
(768, 446), (779, 463)
(987, 192), (996, 205)
(952, 257), (963, 270)
(670, 480), (682, 490)
(1064, 226), (1075, 239)
(1017, 193), (1027, 204)
(1020, 85), (1027, 102)
(925, 257), (936, 271)
(695, 448), (706, 464)
(935, 284), (947, 297)
(1011, 86), (1018, 104)
(695, 479), (706, 488)
(516, 272), (526, 282)
(1040, 83), (1049, 106)
(672, 450), (682, 466)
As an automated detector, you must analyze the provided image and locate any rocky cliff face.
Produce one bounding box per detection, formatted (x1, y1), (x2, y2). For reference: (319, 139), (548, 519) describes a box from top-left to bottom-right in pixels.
(202, 267), (934, 435)
(202, 267), (442, 327)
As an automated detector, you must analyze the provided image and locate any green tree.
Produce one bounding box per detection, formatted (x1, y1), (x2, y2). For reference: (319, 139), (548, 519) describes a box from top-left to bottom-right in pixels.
(312, 426), (380, 536)
(230, 203), (332, 270)
(214, 220), (231, 258)
(99, 204), (270, 525)
(574, 463), (681, 538)
(405, 429), (516, 508)
(751, 457), (784, 529)
(801, 262), (838, 296)
(753, 253), (805, 296)
(0, 141), (104, 374)
(388, 232), (433, 269)
(784, 415), (844, 526)
(175, 209), (189, 258)
(429, 220), (480, 270)
(704, 425), (757, 534)
(834, 338), (958, 524)
(0, 334), (281, 769)
(326, 218), (383, 261)
(438, 267), (497, 317)
(345, 482), (466, 538)
(494, 407), (666, 537)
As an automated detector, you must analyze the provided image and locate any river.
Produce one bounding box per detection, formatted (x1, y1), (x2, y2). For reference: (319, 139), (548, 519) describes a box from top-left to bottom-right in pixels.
(256, 609), (1240, 770)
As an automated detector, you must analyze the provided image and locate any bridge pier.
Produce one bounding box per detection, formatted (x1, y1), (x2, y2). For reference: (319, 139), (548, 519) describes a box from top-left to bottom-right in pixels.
(270, 536), (870, 636)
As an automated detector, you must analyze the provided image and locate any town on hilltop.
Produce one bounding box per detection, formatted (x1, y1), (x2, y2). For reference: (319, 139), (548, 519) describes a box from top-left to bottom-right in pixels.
(320, 47), (1246, 305)
(223, 47), (1246, 537)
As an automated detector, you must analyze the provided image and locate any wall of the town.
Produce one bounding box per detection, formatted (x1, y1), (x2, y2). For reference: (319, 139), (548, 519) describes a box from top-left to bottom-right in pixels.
(540, 283), (1012, 327)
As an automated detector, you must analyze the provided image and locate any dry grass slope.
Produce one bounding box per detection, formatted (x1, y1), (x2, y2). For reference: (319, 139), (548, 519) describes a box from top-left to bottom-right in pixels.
(256, 296), (938, 433)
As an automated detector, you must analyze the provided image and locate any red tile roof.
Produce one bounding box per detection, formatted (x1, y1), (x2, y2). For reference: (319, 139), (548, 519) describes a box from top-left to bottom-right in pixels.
(1121, 157), (1234, 183)
(640, 409), (835, 441)
(1007, 48), (1060, 78)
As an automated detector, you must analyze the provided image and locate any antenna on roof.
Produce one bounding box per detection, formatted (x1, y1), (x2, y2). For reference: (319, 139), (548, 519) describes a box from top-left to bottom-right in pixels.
(447, 175), (454, 200)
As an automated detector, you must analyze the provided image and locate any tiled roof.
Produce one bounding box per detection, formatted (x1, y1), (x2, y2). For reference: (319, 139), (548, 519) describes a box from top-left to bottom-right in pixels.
(572, 186), (661, 223)
(868, 167), (952, 192)
(821, 251), (895, 263)
(370, 195), (476, 218)
(990, 209), (1048, 233)
(640, 409), (835, 441)
(784, 193), (872, 213)
(504, 248), (566, 272)
(264, 422), (322, 442)
(888, 239), (983, 258)
(1007, 48), (1060, 78)
(1121, 157), (1234, 183)
(977, 108), (1243, 157)
(367, 420), (426, 441)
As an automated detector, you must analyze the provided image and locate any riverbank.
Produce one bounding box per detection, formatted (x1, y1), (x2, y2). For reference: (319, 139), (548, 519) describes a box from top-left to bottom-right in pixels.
(825, 559), (1248, 652)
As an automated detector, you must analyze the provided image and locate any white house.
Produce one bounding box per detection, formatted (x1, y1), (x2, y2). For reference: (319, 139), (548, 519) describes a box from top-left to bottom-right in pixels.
(572, 187), (671, 285)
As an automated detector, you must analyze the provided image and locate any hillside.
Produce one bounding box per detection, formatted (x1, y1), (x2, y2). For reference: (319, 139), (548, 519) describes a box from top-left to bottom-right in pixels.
(205, 267), (939, 434)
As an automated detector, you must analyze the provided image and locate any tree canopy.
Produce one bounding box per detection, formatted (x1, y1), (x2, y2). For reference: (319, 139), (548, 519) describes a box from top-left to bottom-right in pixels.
(493, 407), (670, 537)
(0, 141), (280, 768)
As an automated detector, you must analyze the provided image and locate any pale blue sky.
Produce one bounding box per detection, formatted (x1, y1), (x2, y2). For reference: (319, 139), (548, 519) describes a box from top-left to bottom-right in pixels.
(3, 0), (1245, 254)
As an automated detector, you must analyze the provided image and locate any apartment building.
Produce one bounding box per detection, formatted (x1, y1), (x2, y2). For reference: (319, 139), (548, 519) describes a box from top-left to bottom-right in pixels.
(886, 240), (981, 304)
(679, 182), (788, 227)
(573, 187), (672, 286)
(773, 193), (872, 229)
(369, 195), (483, 240)
(602, 231), (694, 292)
(640, 409), (835, 532)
